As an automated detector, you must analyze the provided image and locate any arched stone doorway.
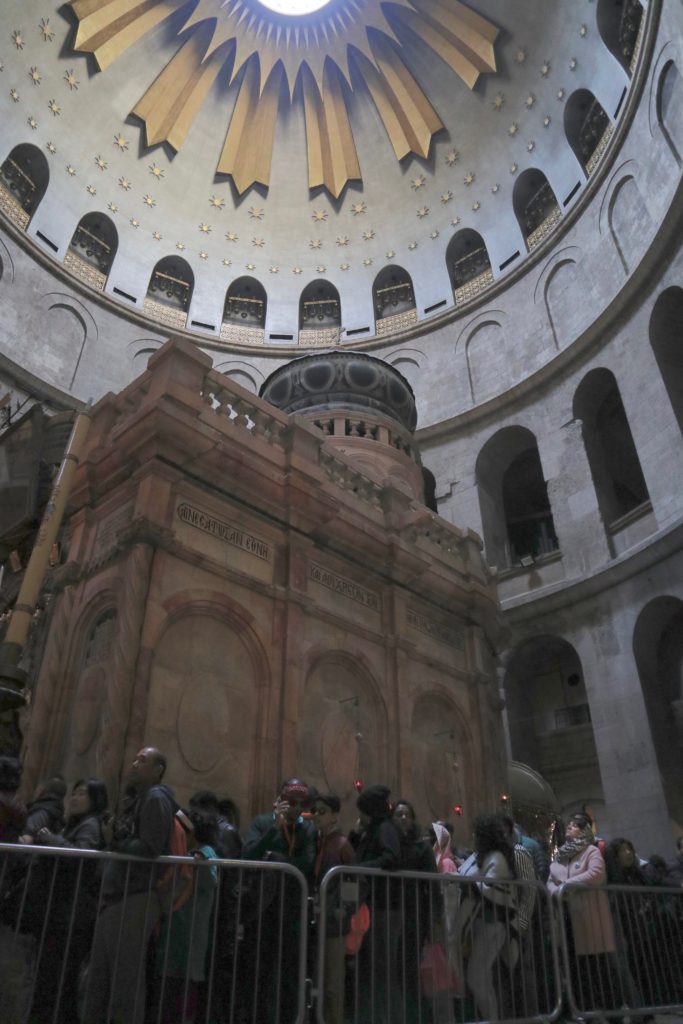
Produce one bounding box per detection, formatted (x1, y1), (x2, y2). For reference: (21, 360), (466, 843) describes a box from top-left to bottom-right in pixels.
(503, 635), (605, 827)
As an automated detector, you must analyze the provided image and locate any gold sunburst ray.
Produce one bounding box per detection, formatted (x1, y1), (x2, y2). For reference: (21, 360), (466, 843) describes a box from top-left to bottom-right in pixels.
(70, 0), (499, 197)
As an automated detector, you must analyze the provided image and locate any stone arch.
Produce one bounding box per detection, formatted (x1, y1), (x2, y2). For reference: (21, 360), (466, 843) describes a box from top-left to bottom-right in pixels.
(410, 691), (475, 823)
(301, 649), (388, 824)
(503, 635), (603, 824)
(40, 300), (89, 391)
(0, 143), (49, 228)
(656, 59), (683, 166)
(633, 597), (683, 831)
(386, 347), (424, 392)
(465, 319), (508, 403)
(475, 425), (559, 570)
(538, 255), (578, 350)
(128, 338), (163, 373)
(513, 169), (561, 251)
(145, 255), (194, 328)
(299, 279), (341, 330)
(607, 174), (649, 275)
(446, 229), (493, 304)
(649, 287), (683, 435)
(66, 211), (118, 289)
(564, 89), (611, 174)
(573, 367), (650, 533)
(223, 275), (267, 327)
(597, 0), (644, 74)
(0, 237), (13, 284)
(372, 264), (415, 324)
(144, 592), (270, 813)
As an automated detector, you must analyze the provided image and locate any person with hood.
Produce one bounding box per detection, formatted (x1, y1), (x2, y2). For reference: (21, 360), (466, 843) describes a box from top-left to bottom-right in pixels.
(25, 778), (109, 1024)
(349, 783), (401, 1024)
(82, 747), (175, 1024)
(19, 775), (66, 842)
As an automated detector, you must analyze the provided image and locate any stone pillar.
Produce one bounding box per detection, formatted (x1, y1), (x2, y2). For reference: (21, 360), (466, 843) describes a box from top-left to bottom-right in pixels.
(96, 541), (154, 801)
(538, 418), (612, 577)
(574, 616), (671, 853)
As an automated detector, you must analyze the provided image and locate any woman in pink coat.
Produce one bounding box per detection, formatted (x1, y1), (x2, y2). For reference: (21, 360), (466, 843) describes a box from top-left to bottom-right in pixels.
(548, 813), (620, 1016)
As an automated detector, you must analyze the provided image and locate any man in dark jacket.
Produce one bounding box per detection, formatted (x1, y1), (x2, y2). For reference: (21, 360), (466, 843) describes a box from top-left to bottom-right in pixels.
(240, 778), (317, 1022)
(82, 747), (175, 1024)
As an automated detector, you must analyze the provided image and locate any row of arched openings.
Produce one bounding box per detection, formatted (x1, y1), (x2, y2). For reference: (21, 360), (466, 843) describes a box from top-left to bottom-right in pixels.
(475, 284), (683, 570)
(0, 61), (644, 322)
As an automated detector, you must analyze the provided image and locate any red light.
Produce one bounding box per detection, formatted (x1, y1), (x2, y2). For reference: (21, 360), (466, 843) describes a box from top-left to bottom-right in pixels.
(453, 804), (463, 816)
(354, 779), (363, 791)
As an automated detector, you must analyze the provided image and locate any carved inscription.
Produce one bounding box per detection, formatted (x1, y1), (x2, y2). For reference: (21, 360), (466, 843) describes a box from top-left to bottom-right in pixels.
(407, 608), (463, 650)
(93, 503), (133, 560)
(310, 562), (380, 612)
(177, 502), (270, 561)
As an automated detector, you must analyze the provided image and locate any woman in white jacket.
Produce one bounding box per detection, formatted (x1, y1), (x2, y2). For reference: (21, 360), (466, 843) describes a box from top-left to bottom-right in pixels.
(456, 814), (518, 1020)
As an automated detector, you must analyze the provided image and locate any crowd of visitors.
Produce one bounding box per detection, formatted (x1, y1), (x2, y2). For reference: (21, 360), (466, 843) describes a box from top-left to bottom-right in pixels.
(1, 750), (682, 1024)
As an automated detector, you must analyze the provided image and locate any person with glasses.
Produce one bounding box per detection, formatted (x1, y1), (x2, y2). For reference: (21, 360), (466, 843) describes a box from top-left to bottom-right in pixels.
(312, 793), (356, 1024)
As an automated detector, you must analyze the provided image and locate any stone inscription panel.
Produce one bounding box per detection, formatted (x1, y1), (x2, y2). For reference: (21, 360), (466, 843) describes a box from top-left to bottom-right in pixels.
(308, 561), (381, 626)
(92, 501), (134, 562)
(406, 607), (464, 653)
(175, 499), (274, 583)
(177, 502), (270, 560)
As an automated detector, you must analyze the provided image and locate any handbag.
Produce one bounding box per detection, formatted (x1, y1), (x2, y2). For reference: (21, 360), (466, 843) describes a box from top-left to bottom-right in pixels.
(344, 902), (370, 955)
(420, 941), (459, 997)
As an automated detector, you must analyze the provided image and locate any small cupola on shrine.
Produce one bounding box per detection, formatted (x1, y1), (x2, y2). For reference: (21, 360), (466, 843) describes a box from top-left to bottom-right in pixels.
(260, 350), (426, 503)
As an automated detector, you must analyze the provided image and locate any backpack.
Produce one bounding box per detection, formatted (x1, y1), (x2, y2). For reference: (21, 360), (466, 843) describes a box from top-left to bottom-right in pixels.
(155, 810), (195, 914)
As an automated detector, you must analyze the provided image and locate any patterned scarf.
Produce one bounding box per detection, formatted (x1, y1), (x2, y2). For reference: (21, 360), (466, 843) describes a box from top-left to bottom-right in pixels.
(555, 823), (594, 864)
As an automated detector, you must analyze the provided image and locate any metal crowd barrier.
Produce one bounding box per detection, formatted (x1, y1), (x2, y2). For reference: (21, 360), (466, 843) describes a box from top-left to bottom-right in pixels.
(0, 842), (309, 1024)
(2, 841), (683, 1024)
(556, 882), (683, 1021)
(316, 865), (563, 1024)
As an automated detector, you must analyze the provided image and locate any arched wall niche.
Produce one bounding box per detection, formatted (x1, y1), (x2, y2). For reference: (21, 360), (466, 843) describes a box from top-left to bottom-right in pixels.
(387, 347), (424, 392)
(465, 319), (508, 403)
(503, 635), (604, 824)
(597, 0), (644, 75)
(573, 367), (650, 534)
(145, 255), (194, 328)
(223, 275), (267, 327)
(410, 691), (474, 826)
(372, 264), (415, 321)
(300, 649), (387, 827)
(607, 173), (650, 275)
(60, 602), (118, 787)
(633, 597), (683, 832)
(0, 237), (14, 284)
(649, 286), (683, 436)
(512, 169), (561, 251)
(0, 142), (49, 230)
(564, 89), (611, 173)
(144, 593), (269, 813)
(655, 59), (683, 164)
(446, 229), (492, 304)
(534, 251), (580, 351)
(299, 279), (341, 330)
(66, 211), (119, 290)
(475, 425), (559, 570)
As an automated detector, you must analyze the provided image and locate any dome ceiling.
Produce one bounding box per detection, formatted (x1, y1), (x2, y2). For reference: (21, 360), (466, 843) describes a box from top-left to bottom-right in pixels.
(0, 0), (642, 346)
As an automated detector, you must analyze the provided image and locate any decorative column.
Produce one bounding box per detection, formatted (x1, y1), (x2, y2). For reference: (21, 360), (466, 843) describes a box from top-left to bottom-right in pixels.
(96, 539), (154, 801)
